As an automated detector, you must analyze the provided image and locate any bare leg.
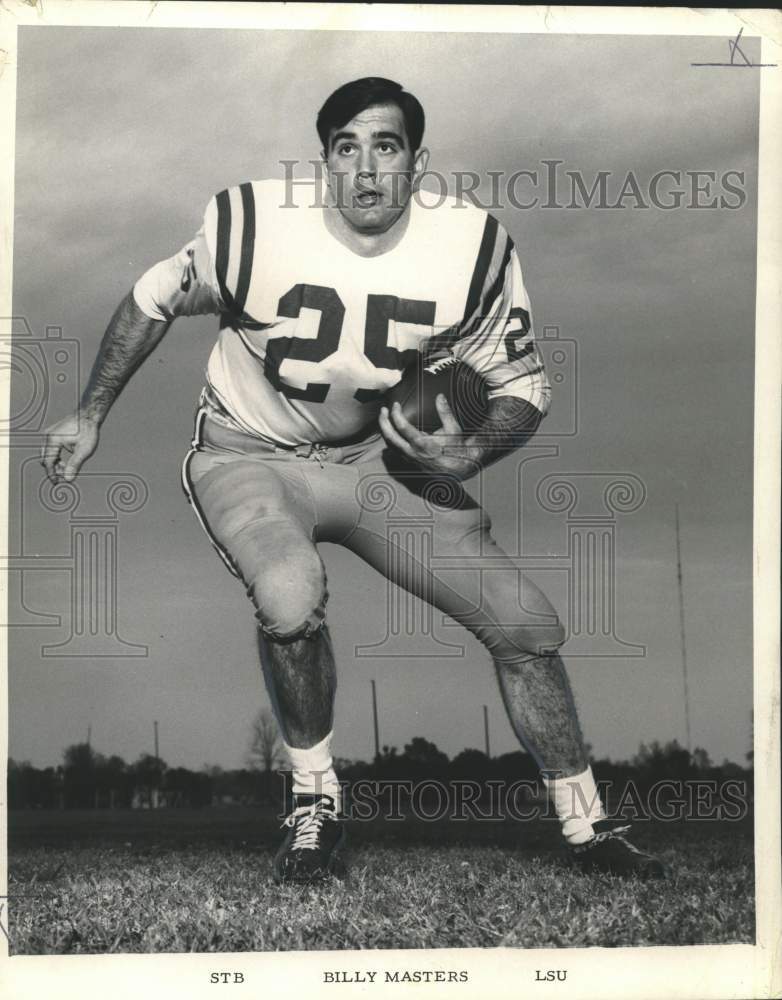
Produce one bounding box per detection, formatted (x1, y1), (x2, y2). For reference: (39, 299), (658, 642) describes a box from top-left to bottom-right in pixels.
(494, 652), (588, 778)
(257, 626), (337, 749)
(259, 625), (346, 884)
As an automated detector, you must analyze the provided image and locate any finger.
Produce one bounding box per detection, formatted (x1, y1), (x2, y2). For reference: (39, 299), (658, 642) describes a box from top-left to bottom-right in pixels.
(389, 401), (429, 446)
(379, 406), (412, 452)
(379, 406), (416, 457)
(435, 393), (463, 435)
(63, 438), (93, 482)
(41, 439), (63, 482)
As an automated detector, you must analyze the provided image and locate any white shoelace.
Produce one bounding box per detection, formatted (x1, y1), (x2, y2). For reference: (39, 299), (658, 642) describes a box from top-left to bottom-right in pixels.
(574, 823), (635, 853)
(282, 800), (336, 851)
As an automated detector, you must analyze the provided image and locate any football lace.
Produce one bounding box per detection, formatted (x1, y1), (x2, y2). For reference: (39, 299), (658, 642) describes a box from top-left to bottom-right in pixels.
(424, 355), (459, 375)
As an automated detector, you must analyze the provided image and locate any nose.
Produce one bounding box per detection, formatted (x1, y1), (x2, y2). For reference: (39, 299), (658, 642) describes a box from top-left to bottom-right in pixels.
(356, 149), (376, 183)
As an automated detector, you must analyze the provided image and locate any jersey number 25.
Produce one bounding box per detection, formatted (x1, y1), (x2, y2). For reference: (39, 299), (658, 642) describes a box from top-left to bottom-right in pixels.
(263, 283), (436, 404)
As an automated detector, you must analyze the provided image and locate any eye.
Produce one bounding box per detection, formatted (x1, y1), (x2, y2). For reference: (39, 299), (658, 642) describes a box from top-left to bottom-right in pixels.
(377, 143), (397, 154)
(337, 143), (355, 156)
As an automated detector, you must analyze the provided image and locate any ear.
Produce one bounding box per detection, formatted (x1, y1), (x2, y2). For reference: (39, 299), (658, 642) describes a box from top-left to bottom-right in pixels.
(321, 148), (334, 197)
(412, 146), (430, 187)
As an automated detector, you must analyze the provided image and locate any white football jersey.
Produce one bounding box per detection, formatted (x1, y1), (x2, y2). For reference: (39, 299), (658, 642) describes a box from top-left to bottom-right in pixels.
(134, 179), (550, 446)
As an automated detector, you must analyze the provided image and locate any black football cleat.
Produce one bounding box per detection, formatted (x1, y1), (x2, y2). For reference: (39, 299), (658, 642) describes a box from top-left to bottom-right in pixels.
(273, 794), (346, 885)
(569, 823), (667, 879)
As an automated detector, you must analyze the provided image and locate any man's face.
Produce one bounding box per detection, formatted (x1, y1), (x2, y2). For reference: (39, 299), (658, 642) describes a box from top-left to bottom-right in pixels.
(323, 102), (428, 235)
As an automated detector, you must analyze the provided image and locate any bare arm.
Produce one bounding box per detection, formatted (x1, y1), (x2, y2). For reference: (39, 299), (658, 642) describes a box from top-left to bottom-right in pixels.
(41, 291), (172, 483)
(79, 291), (172, 424)
(379, 394), (543, 480)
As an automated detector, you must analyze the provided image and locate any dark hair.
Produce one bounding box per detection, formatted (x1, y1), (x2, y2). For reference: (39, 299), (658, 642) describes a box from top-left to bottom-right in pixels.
(317, 77), (425, 153)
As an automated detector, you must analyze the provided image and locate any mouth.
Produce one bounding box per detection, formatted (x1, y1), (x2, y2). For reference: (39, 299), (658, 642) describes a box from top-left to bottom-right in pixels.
(353, 190), (381, 208)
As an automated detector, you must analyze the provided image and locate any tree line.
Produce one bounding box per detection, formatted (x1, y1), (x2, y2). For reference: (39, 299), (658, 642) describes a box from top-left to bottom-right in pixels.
(8, 711), (751, 813)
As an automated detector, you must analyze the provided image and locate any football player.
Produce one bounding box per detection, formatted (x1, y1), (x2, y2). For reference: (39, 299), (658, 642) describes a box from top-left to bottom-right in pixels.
(42, 78), (665, 883)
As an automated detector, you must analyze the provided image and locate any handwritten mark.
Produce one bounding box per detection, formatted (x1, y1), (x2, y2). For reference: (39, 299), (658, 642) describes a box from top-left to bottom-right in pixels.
(692, 28), (777, 68)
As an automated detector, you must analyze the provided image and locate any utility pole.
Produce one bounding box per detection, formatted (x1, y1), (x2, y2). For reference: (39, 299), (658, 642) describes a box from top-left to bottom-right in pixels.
(153, 720), (161, 810)
(483, 705), (491, 758)
(370, 680), (380, 761)
(675, 504), (692, 755)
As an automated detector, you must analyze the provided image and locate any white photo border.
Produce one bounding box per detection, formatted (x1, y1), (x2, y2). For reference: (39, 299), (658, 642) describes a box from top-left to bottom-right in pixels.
(0, 4), (779, 999)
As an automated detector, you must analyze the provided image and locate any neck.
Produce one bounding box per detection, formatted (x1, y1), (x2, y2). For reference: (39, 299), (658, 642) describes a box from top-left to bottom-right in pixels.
(322, 195), (412, 258)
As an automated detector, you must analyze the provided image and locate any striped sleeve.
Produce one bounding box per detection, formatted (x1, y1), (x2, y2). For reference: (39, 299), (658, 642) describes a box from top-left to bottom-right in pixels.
(203, 182), (257, 321)
(448, 216), (551, 417)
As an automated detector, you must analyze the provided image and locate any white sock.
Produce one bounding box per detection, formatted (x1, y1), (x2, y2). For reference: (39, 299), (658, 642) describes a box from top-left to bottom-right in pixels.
(283, 732), (341, 811)
(543, 766), (606, 845)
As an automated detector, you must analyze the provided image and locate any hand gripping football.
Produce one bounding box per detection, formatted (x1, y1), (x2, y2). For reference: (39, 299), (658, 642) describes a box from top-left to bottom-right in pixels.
(385, 354), (489, 433)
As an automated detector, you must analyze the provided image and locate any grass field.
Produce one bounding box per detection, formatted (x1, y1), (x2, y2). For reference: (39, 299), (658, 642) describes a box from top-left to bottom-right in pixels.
(6, 808), (754, 953)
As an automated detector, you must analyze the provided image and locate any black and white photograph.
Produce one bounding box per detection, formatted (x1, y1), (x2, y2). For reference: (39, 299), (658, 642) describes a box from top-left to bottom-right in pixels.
(0, 3), (779, 998)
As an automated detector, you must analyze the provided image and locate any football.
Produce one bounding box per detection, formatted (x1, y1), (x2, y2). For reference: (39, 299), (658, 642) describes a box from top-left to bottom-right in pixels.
(385, 354), (490, 433)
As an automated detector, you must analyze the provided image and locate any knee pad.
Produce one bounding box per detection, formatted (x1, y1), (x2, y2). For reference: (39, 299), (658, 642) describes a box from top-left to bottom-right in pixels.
(189, 458), (326, 639)
(259, 615), (326, 643)
(246, 546), (329, 641)
(477, 617), (566, 662)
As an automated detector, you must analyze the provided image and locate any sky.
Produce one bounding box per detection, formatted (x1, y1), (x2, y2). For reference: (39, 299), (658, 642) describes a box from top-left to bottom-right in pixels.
(7, 28), (759, 772)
